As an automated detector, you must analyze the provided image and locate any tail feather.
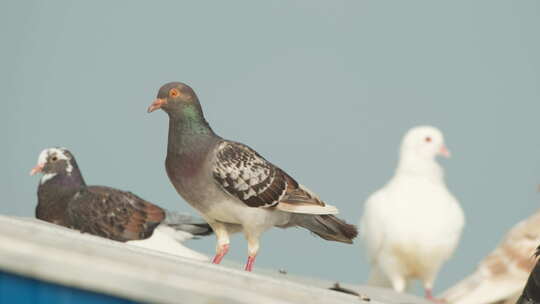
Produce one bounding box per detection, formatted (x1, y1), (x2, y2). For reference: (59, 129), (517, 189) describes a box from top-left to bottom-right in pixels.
(162, 210), (213, 237)
(290, 214), (358, 244)
(276, 202), (339, 215)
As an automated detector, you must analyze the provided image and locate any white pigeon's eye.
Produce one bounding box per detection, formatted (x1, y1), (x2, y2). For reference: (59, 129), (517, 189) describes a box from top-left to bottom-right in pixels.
(425, 137), (432, 143)
(51, 156), (58, 162)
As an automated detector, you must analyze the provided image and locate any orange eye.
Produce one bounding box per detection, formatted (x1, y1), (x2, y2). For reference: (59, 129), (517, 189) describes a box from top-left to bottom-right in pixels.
(425, 137), (432, 143)
(169, 88), (180, 98)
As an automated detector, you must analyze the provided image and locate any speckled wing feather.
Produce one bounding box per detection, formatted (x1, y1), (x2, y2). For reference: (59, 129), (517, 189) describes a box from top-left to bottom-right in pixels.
(442, 209), (540, 304)
(66, 186), (165, 242)
(213, 141), (291, 208)
(213, 141), (338, 214)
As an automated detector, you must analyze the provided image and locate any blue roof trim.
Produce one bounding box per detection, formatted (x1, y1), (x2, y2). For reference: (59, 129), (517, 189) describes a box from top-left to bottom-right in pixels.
(0, 270), (138, 304)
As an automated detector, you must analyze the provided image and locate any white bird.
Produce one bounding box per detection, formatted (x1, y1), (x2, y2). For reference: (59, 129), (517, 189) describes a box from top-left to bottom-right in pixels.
(441, 209), (540, 304)
(360, 126), (465, 300)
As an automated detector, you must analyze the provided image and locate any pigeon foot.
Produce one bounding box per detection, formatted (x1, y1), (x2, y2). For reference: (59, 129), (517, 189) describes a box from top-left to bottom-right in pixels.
(212, 244), (229, 264)
(244, 255), (256, 271)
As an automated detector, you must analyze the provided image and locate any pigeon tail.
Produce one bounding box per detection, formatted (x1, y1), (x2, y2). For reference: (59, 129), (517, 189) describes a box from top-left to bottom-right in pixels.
(290, 214), (358, 244)
(162, 210), (213, 237)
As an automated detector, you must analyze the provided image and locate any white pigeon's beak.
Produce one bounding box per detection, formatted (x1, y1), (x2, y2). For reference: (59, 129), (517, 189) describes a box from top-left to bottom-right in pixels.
(439, 145), (451, 158)
(30, 164), (44, 176)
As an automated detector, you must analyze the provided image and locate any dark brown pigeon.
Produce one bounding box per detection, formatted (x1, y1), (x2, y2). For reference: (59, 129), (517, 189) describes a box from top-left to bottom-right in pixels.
(30, 147), (212, 260)
(147, 82), (358, 271)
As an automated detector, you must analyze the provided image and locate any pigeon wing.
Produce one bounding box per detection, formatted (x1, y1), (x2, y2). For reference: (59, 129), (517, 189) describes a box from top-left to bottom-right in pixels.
(442, 210), (540, 304)
(212, 141), (338, 214)
(67, 186), (165, 242)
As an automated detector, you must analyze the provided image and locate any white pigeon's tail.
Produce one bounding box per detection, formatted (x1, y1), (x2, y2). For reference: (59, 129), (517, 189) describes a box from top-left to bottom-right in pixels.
(127, 225), (209, 261)
(440, 271), (524, 304)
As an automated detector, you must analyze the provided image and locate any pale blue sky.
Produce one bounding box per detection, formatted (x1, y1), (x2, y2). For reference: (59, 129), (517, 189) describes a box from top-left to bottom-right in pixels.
(2, 0), (539, 295)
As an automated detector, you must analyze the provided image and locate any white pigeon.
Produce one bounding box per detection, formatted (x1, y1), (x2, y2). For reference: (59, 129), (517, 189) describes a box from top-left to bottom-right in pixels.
(441, 209), (540, 304)
(360, 125), (465, 300)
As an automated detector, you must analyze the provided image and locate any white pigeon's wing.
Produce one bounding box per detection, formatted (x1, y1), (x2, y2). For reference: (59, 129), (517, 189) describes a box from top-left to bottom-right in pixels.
(360, 189), (390, 265)
(441, 209), (540, 304)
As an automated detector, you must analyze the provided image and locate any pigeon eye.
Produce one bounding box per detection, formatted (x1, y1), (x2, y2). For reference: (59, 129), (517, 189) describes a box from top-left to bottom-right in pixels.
(51, 156), (58, 162)
(169, 88), (180, 98)
(425, 137), (432, 143)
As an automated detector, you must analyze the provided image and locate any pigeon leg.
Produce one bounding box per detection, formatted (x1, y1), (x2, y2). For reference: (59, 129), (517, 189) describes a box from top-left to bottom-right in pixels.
(211, 223), (230, 265)
(244, 231), (260, 272)
(423, 276), (445, 302)
(245, 255), (256, 272)
(388, 275), (406, 293)
(425, 289), (445, 303)
(212, 244), (229, 264)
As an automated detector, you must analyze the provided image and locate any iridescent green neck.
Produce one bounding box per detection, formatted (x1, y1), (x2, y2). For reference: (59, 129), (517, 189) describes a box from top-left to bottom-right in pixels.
(167, 104), (215, 153)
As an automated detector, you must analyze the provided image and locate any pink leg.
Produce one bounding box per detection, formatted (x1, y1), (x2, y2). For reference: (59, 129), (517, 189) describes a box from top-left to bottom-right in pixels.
(425, 289), (445, 303)
(244, 255), (256, 272)
(212, 244), (229, 264)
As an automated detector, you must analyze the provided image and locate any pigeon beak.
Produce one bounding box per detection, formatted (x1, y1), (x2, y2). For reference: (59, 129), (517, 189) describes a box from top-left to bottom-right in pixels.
(147, 98), (167, 113)
(439, 145), (451, 158)
(30, 164), (44, 176)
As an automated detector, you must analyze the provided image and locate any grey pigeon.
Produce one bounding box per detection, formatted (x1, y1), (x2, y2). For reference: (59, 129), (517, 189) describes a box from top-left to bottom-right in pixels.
(30, 147), (212, 260)
(147, 82), (358, 271)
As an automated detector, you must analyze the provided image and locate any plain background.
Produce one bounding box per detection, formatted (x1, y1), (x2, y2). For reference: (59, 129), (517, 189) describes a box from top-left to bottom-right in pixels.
(2, 0), (539, 295)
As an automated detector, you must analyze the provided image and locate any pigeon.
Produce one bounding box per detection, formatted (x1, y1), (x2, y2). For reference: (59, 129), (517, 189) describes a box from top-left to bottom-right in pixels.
(147, 82), (358, 271)
(359, 126), (465, 300)
(516, 246), (540, 304)
(441, 209), (540, 304)
(30, 147), (212, 261)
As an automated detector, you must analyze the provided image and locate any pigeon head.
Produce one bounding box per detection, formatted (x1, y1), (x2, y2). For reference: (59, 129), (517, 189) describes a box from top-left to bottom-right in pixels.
(400, 126), (450, 159)
(30, 147), (76, 178)
(147, 82), (201, 117)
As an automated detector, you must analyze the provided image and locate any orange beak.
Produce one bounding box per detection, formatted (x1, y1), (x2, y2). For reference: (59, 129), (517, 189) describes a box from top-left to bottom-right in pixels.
(30, 164), (44, 176)
(439, 145), (451, 158)
(147, 98), (167, 113)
